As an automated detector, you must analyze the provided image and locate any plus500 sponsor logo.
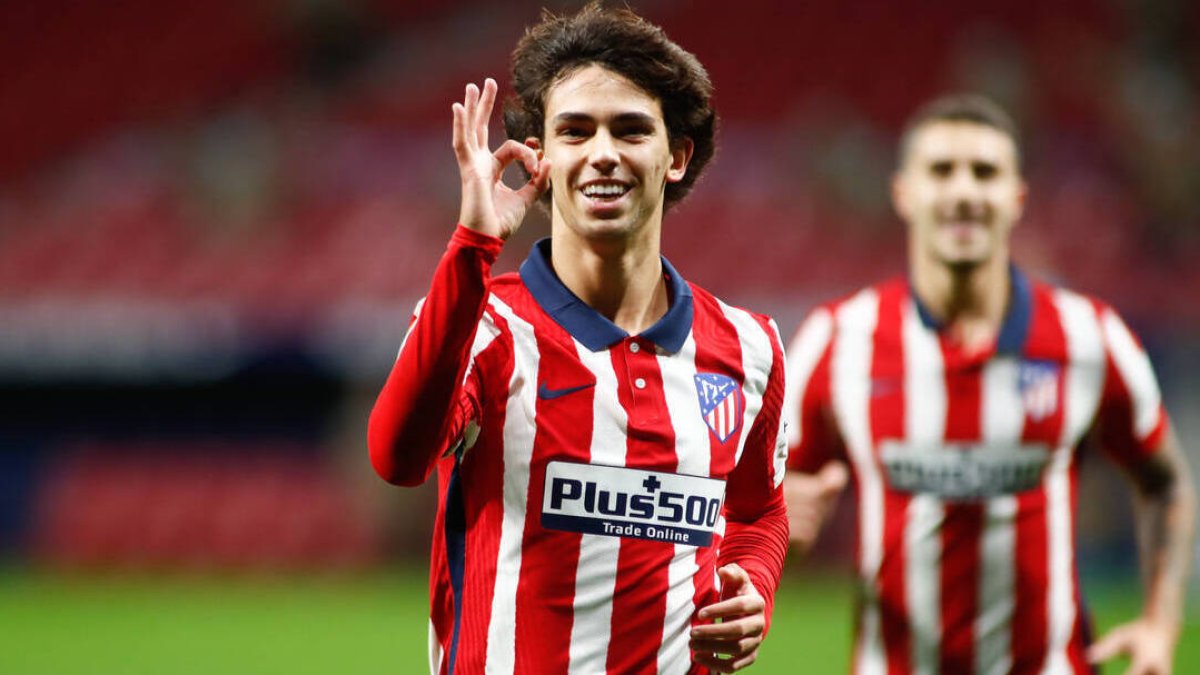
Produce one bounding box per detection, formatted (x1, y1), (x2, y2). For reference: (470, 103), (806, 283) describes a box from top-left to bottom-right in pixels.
(541, 461), (727, 545)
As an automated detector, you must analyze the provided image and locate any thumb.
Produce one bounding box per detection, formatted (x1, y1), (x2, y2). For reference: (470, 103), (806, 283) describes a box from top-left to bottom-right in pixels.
(1087, 625), (1131, 664)
(717, 564), (752, 598)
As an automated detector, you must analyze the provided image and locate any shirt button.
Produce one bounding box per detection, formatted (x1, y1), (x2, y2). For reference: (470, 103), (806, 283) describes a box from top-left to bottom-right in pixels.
(634, 378), (647, 389)
(629, 342), (640, 353)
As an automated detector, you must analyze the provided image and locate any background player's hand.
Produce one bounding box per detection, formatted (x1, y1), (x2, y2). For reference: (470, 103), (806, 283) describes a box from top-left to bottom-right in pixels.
(690, 564), (766, 673)
(784, 462), (848, 552)
(451, 78), (550, 240)
(1088, 617), (1177, 675)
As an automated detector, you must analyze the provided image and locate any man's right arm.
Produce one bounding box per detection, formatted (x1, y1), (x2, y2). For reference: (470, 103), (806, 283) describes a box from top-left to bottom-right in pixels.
(367, 226), (501, 486)
(368, 78), (548, 487)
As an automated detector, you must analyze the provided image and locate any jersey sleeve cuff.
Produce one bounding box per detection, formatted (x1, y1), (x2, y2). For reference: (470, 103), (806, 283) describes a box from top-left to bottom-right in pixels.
(451, 224), (505, 263)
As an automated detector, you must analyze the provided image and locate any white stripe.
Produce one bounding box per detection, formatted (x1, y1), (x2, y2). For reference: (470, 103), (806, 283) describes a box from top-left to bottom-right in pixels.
(567, 340), (626, 675)
(484, 297), (540, 672)
(428, 618), (443, 675)
(1101, 310), (1163, 440)
(976, 496), (1017, 675)
(784, 308), (835, 449)
(656, 334), (706, 675)
(902, 301), (945, 675)
(976, 357), (1023, 675)
(829, 289), (886, 675)
(717, 300), (774, 467)
(399, 297), (426, 356)
(1044, 291), (1105, 672)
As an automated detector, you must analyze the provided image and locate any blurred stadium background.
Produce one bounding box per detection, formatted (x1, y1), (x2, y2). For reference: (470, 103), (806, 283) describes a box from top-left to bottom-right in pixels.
(1, 1), (1197, 672)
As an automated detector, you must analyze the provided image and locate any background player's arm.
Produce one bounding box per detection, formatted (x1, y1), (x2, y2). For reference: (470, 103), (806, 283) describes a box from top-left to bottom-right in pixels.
(366, 80), (549, 486)
(1089, 428), (1196, 675)
(781, 307), (848, 552)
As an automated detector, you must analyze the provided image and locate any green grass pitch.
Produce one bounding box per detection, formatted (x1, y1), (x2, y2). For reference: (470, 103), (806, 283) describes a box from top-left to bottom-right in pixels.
(0, 566), (1194, 673)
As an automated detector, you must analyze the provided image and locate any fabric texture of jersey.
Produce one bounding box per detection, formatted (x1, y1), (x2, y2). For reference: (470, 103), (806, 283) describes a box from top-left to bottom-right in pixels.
(370, 226), (790, 675)
(783, 268), (1168, 675)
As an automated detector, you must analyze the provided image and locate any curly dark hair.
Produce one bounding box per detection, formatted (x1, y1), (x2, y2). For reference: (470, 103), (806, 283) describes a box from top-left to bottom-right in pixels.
(503, 2), (716, 209)
(898, 93), (1022, 170)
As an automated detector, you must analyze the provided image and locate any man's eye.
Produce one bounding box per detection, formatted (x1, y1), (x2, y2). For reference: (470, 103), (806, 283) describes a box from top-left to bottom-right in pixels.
(973, 163), (998, 179)
(929, 162), (953, 177)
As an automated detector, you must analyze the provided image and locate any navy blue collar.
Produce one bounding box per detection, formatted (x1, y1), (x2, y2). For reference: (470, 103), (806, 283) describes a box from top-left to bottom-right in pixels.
(519, 238), (694, 353)
(912, 264), (1032, 355)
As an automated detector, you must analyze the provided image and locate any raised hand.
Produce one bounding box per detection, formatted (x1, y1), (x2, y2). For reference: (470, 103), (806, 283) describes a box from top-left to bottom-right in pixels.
(690, 564), (767, 673)
(451, 78), (550, 240)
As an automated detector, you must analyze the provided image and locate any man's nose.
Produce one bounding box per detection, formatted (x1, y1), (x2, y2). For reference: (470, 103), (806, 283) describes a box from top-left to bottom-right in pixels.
(946, 167), (983, 201)
(588, 130), (619, 172)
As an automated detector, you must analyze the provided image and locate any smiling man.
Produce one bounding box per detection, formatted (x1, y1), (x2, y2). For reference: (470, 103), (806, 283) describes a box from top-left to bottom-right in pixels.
(782, 95), (1195, 674)
(368, 4), (789, 674)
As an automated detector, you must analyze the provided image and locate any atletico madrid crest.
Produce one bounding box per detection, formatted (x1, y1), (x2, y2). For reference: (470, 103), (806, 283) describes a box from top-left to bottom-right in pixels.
(1018, 359), (1061, 422)
(694, 373), (745, 443)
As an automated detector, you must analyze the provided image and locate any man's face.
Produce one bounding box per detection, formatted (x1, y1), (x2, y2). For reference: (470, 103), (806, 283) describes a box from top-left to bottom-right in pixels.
(893, 121), (1026, 271)
(535, 64), (691, 242)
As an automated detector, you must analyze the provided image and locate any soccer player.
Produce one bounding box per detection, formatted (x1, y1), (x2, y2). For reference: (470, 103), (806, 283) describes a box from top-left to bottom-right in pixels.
(782, 95), (1196, 674)
(368, 4), (789, 673)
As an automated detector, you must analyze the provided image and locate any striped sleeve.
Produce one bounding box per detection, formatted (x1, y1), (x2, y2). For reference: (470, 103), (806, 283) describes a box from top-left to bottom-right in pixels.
(367, 225), (502, 486)
(783, 307), (843, 473)
(1094, 306), (1169, 468)
(718, 314), (790, 634)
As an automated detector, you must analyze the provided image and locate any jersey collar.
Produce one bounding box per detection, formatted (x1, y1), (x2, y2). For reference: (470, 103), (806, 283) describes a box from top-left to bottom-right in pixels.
(911, 264), (1032, 355)
(519, 238), (694, 354)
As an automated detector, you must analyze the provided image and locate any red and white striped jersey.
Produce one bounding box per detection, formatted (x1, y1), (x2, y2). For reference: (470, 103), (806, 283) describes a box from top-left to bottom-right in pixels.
(370, 227), (790, 675)
(784, 270), (1169, 675)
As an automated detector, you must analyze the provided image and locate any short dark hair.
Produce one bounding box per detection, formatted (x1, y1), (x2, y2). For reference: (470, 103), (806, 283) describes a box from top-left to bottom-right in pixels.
(898, 94), (1021, 169)
(503, 2), (716, 209)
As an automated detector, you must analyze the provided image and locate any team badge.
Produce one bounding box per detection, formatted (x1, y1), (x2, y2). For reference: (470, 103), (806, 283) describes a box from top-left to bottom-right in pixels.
(694, 373), (745, 443)
(1019, 360), (1060, 422)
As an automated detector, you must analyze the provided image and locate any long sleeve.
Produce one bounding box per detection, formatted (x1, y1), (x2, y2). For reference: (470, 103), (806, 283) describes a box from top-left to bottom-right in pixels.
(367, 225), (504, 486)
(783, 307), (844, 472)
(716, 317), (790, 634)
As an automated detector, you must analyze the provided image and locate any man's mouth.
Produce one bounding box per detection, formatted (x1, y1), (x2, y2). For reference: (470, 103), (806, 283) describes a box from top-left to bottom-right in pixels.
(580, 181), (631, 202)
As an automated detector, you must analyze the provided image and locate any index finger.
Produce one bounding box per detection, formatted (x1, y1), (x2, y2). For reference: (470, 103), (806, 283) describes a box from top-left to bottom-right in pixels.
(698, 593), (765, 621)
(690, 615), (764, 640)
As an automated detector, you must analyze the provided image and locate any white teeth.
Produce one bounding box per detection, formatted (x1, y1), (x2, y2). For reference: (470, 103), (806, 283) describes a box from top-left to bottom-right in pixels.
(582, 183), (627, 197)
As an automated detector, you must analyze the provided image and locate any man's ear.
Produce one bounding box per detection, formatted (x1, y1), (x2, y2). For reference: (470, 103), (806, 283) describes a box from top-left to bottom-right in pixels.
(666, 137), (694, 183)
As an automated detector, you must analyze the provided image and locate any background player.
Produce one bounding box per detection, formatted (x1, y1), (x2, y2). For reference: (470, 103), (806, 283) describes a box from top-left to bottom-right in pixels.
(782, 94), (1196, 674)
(368, 4), (790, 673)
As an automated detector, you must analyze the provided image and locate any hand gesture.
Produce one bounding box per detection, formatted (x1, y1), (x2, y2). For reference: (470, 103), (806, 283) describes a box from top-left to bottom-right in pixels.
(1088, 617), (1178, 675)
(690, 564), (767, 673)
(784, 462), (848, 553)
(451, 78), (550, 240)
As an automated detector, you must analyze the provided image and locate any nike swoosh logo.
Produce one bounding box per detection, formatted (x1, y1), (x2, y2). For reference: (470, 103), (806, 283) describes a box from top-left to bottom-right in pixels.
(538, 382), (595, 400)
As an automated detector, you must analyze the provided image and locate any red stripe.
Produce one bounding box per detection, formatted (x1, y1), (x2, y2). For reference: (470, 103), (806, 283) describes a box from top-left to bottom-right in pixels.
(606, 337), (677, 675)
(937, 327), (984, 674)
(511, 311), (591, 675)
(870, 281), (912, 675)
(938, 503), (984, 673)
(1010, 284), (1066, 673)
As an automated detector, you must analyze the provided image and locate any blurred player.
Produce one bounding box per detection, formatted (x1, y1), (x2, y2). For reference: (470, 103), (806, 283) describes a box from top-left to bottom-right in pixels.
(368, 4), (789, 673)
(783, 94), (1195, 674)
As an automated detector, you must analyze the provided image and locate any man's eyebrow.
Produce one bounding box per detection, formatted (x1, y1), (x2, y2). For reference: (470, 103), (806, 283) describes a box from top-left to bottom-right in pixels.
(551, 111), (657, 125)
